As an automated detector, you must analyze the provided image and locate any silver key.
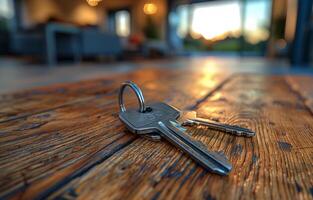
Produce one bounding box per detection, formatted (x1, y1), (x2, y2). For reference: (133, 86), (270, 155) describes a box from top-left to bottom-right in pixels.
(145, 110), (255, 141)
(118, 81), (232, 175)
(180, 111), (255, 137)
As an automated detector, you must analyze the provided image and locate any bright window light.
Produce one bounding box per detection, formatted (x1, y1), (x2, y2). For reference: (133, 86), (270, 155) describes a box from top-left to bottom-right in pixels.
(177, 5), (189, 38)
(177, 0), (271, 44)
(244, 1), (271, 44)
(191, 1), (241, 41)
(116, 10), (130, 37)
(0, 0), (13, 18)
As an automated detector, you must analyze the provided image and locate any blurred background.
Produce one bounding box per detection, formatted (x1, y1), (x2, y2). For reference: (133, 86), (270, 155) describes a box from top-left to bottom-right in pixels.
(0, 0), (312, 93)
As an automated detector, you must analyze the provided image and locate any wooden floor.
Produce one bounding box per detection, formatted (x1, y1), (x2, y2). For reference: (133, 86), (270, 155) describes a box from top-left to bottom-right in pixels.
(0, 56), (302, 94)
(0, 58), (313, 199)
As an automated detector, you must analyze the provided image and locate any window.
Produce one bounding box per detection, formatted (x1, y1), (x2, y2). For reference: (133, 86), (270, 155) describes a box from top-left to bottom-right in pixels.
(243, 1), (271, 44)
(176, 0), (272, 52)
(0, 0), (13, 32)
(191, 1), (241, 41)
(0, 0), (13, 18)
(115, 10), (130, 37)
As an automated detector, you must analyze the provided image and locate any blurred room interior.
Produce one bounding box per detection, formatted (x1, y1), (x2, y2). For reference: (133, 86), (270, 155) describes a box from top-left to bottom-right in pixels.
(0, 0), (312, 93)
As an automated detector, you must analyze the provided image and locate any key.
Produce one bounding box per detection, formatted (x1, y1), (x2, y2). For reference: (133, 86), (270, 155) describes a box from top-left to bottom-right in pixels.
(144, 110), (255, 141)
(119, 102), (232, 175)
(118, 81), (232, 175)
(179, 111), (255, 137)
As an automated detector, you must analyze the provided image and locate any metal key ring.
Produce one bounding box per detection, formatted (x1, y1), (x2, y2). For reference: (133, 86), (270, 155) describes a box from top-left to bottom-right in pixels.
(119, 81), (146, 113)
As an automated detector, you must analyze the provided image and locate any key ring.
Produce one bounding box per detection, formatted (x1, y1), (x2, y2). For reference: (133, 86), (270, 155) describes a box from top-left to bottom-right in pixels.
(119, 81), (146, 113)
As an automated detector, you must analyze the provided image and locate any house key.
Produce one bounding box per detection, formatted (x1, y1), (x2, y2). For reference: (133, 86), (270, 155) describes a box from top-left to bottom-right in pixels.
(179, 111), (255, 137)
(118, 81), (232, 175)
(141, 110), (255, 141)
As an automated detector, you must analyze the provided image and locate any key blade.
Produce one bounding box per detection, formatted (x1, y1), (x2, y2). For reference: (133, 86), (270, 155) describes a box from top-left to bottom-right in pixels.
(168, 121), (232, 175)
(158, 121), (232, 175)
(190, 118), (255, 137)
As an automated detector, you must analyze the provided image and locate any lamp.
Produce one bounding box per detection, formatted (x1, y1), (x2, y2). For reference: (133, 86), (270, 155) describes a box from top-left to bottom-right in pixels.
(86, 0), (102, 7)
(143, 2), (157, 15)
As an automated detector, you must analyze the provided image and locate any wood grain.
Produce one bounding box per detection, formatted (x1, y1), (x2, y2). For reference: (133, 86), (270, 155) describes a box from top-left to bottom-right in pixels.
(0, 67), (226, 123)
(286, 75), (313, 114)
(0, 68), (165, 123)
(0, 68), (230, 199)
(47, 75), (313, 200)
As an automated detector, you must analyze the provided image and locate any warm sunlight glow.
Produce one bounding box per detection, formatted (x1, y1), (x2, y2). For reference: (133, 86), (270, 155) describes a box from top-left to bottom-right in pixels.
(191, 2), (241, 41)
(143, 3), (158, 15)
(178, 1), (271, 43)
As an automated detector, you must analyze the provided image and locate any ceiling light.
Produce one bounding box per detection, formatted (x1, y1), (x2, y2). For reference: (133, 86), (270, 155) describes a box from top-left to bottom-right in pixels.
(143, 3), (157, 15)
(86, 0), (102, 7)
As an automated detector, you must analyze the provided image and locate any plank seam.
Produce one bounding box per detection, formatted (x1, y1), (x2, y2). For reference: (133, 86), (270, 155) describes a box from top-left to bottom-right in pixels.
(284, 77), (313, 116)
(0, 68), (177, 124)
(16, 137), (137, 200)
(0, 97), (94, 124)
(186, 73), (237, 110)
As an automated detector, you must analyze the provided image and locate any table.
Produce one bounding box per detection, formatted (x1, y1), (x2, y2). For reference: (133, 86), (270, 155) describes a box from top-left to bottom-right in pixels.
(45, 23), (81, 66)
(0, 68), (313, 199)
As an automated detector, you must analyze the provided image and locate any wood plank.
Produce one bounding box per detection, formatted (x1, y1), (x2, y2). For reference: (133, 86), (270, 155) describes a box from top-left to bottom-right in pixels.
(0, 68), (162, 123)
(0, 69), (231, 199)
(286, 75), (313, 114)
(0, 68), (226, 123)
(48, 75), (313, 200)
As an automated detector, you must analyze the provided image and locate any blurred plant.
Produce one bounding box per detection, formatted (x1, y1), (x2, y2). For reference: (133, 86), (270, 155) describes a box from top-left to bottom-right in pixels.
(181, 33), (267, 53)
(212, 35), (267, 52)
(143, 16), (159, 40)
(0, 17), (8, 31)
(211, 36), (241, 51)
(182, 34), (208, 51)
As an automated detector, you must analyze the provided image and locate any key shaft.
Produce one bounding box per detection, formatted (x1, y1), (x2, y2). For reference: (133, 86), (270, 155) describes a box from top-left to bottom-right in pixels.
(184, 117), (255, 137)
(158, 121), (232, 175)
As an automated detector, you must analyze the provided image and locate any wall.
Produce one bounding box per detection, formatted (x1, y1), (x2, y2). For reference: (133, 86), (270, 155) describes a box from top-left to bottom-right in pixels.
(23, 0), (103, 27)
(22, 0), (167, 40)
